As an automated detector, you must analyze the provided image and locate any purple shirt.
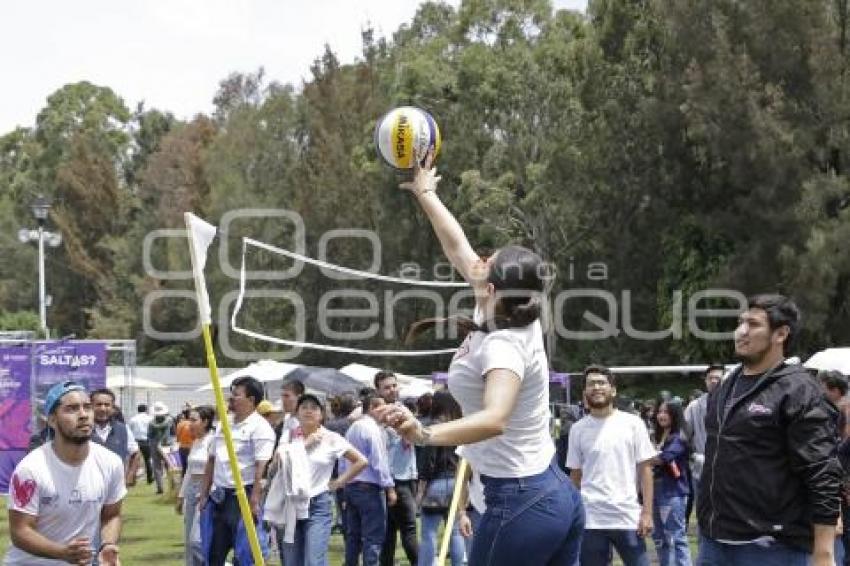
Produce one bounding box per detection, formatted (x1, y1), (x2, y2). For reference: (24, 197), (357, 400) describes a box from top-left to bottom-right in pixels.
(341, 416), (394, 488)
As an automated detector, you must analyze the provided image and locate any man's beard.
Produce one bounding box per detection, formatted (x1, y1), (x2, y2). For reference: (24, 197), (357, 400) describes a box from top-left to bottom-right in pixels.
(585, 393), (612, 409)
(55, 424), (91, 445)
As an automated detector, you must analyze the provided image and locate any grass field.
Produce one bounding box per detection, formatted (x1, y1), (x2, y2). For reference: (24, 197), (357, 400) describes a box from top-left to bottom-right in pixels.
(1, 481), (700, 565)
(0, 481), (372, 565)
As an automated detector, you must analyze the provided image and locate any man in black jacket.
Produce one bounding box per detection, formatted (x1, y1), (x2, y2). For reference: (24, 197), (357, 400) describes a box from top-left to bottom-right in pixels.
(697, 294), (841, 566)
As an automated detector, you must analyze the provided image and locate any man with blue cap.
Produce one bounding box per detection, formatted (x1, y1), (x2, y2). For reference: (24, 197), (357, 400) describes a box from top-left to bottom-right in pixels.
(4, 381), (127, 565)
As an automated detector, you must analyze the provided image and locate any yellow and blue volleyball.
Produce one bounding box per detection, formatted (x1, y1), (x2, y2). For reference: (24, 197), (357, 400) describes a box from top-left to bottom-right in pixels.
(374, 106), (441, 170)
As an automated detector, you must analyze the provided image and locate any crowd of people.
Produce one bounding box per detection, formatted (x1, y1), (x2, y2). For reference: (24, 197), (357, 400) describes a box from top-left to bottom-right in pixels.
(4, 146), (848, 566)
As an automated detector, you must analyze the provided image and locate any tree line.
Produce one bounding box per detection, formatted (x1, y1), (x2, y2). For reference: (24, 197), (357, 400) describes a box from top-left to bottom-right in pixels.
(1, 0), (848, 375)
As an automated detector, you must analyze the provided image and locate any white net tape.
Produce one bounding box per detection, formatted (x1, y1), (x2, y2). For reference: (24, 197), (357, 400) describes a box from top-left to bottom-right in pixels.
(231, 237), (470, 356)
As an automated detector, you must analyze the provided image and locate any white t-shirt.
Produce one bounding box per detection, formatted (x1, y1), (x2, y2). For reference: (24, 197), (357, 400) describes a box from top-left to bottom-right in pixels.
(448, 318), (554, 478)
(302, 427), (353, 498)
(4, 442), (127, 565)
(210, 412), (275, 488)
(566, 410), (657, 529)
(186, 433), (214, 476)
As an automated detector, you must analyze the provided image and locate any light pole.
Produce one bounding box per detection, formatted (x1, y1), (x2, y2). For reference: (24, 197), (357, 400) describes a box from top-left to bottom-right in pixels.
(18, 195), (62, 338)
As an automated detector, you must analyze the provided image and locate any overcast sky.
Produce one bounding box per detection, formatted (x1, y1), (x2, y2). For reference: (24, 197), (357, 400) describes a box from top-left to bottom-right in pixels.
(0, 0), (587, 134)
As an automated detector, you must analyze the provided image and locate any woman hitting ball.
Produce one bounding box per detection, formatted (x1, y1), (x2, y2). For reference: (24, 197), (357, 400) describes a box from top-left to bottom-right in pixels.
(377, 148), (585, 566)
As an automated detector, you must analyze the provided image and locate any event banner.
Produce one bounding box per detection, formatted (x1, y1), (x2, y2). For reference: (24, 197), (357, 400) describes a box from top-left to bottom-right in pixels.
(0, 345), (32, 493)
(32, 341), (107, 417)
(0, 341), (108, 493)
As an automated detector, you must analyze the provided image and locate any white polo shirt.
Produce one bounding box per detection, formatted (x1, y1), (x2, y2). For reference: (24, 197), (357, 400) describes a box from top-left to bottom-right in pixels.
(209, 412), (275, 488)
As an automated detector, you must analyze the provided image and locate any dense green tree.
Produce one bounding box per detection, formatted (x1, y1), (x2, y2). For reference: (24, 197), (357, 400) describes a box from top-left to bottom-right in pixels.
(2, 0), (850, 371)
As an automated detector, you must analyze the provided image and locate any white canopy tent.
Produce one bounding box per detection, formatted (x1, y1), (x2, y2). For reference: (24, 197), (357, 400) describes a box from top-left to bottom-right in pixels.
(106, 375), (166, 390)
(339, 363), (435, 399)
(805, 348), (850, 375)
(196, 360), (301, 391)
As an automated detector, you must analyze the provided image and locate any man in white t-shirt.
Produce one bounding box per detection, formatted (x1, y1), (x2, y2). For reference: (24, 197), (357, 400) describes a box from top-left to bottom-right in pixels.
(567, 365), (656, 566)
(5, 380), (126, 566)
(199, 375), (275, 566)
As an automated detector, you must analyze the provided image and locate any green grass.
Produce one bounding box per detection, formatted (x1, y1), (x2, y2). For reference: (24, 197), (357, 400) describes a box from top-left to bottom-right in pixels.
(0, 481), (387, 565)
(1, 481), (700, 565)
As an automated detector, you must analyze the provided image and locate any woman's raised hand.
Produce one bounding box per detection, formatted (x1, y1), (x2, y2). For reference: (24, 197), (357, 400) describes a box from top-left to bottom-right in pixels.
(399, 146), (441, 197)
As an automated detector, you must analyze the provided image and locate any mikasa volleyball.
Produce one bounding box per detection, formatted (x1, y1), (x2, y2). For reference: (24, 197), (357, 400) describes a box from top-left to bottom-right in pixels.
(374, 106), (441, 169)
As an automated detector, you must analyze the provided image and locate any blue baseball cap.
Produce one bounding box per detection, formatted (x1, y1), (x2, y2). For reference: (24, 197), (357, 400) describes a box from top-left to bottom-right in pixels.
(44, 381), (87, 415)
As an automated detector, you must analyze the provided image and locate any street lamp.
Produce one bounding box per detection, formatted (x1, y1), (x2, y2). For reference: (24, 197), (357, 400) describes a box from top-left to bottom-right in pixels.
(18, 195), (62, 338)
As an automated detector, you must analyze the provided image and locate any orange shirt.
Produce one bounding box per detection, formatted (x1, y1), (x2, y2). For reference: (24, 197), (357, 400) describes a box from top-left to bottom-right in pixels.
(176, 419), (194, 448)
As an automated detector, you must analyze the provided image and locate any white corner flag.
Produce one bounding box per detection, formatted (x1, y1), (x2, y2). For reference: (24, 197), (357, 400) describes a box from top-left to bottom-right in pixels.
(184, 212), (217, 325)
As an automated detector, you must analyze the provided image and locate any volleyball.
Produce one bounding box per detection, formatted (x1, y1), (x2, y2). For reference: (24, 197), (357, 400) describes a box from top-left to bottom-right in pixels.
(374, 106), (441, 169)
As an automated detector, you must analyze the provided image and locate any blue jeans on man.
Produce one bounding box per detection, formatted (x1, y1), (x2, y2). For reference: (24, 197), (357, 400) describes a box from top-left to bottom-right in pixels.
(344, 482), (387, 566)
(696, 534), (808, 566)
(580, 529), (650, 566)
(280, 491), (334, 566)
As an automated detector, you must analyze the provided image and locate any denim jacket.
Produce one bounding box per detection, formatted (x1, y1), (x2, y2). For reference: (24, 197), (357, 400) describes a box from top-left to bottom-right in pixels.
(653, 431), (690, 499)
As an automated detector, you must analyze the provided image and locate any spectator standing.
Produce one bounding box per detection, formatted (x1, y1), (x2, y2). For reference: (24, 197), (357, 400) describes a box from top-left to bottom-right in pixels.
(416, 390), (465, 566)
(567, 365), (656, 566)
(5, 381), (126, 566)
(90, 388), (140, 487)
(697, 294), (842, 566)
(199, 376), (275, 566)
(175, 405), (215, 566)
(341, 395), (396, 566)
(682, 364), (723, 530)
(650, 400), (692, 566)
(148, 402), (173, 495)
(128, 404), (153, 484)
(175, 405), (194, 473)
(819, 370), (850, 566)
(268, 393), (368, 566)
(275, 380), (305, 452)
(325, 394), (357, 535)
(375, 371), (419, 566)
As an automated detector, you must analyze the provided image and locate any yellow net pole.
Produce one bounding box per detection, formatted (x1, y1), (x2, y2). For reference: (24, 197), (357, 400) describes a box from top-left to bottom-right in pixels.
(437, 458), (468, 566)
(201, 324), (264, 564)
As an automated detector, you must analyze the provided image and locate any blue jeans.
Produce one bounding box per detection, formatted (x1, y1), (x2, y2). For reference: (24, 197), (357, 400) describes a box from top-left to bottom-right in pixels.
(344, 482), (387, 566)
(470, 460), (584, 566)
(279, 491), (334, 566)
(419, 511), (465, 566)
(653, 494), (692, 566)
(580, 530), (650, 566)
(697, 534), (808, 566)
(183, 476), (204, 566)
(418, 476), (465, 566)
